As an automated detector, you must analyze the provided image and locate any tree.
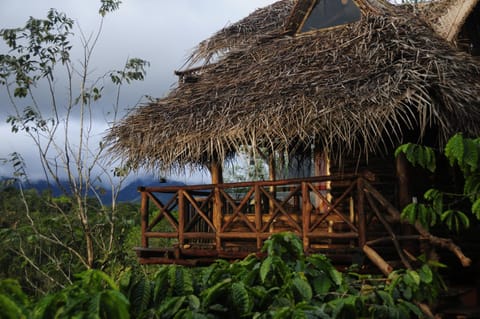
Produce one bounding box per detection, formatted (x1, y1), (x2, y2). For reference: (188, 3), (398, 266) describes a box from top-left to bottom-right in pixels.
(0, 0), (148, 292)
(395, 133), (480, 233)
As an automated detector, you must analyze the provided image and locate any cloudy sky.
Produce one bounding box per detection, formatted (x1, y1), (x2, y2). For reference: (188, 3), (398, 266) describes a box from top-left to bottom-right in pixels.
(0, 0), (277, 183)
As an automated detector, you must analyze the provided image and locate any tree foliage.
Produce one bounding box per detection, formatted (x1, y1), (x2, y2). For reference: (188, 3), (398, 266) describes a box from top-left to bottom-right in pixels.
(0, 1), (149, 293)
(396, 133), (480, 232)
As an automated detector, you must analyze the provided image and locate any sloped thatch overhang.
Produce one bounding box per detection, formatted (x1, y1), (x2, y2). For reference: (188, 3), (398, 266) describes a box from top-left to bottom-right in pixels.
(107, 0), (480, 174)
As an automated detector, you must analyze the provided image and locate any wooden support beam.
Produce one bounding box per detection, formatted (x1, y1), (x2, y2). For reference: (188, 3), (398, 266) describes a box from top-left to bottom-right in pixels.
(357, 178), (366, 248)
(302, 182), (311, 251)
(210, 160), (223, 252)
(365, 192), (413, 269)
(396, 153), (411, 209)
(178, 190), (185, 248)
(363, 244), (393, 276)
(255, 184), (263, 250)
(269, 152), (276, 215)
(140, 191), (149, 248)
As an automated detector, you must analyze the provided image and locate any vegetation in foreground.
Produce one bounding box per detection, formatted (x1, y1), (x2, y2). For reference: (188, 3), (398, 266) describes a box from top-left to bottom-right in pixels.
(1, 232), (443, 319)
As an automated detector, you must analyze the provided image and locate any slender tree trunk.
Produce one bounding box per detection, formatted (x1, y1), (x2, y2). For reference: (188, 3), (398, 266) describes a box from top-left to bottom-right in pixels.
(76, 197), (94, 268)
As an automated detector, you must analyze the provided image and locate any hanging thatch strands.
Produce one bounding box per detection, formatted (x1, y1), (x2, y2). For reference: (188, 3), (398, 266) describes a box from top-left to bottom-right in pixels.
(106, 0), (480, 175)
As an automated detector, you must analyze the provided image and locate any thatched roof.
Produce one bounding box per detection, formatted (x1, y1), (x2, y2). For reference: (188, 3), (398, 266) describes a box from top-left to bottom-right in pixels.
(107, 0), (480, 173)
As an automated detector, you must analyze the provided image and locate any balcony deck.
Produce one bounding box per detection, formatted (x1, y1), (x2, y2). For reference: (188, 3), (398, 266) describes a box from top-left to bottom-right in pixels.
(134, 174), (407, 266)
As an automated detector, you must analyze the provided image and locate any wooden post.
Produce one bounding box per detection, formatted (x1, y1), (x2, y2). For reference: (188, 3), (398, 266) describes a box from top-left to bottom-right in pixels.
(302, 182), (311, 252)
(140, 189), (149, 248)
(357, 177), (366, 247)
(178, 190), (185, 249)
(396, 153), (417, 254)
(269, 152), (276, 215)
(210, 161), (223, 252)
(396, 153), (411, 208)
(313, 146), (330, 212)
(255, 184), (262, 250)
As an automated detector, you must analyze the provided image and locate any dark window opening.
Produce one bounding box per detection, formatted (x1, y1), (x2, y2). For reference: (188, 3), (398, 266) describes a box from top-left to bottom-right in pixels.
(300, 0), (361, 32)
(458, 3), (480, 56)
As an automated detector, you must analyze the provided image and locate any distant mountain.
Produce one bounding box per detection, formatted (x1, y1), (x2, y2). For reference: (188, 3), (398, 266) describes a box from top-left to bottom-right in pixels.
(115, 177), (186, 203)
(3, 176), (187, 203)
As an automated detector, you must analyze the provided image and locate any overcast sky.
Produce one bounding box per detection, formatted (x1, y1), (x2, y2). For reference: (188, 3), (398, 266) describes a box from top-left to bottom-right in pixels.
(0, 0), (277, 183)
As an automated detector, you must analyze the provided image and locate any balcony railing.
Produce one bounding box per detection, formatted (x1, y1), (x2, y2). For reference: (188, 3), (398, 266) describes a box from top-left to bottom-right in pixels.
(135, 174), (402, 265)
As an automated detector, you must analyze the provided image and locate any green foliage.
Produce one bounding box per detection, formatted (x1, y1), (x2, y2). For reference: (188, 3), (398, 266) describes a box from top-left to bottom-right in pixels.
(444, 133), (480, 174)
(99, 0), (122, 16)
(440, 210), (470, 232)
(0, 185), (140, 295)
(395, 143), (436, 172)
(110, 58), (150, 85)
(0, 233), (443, 318)
(0, 279), (29, 319)
(32, 269), (130, 319)
(397, 134), (480, 232)
(0, 3), (149, 294)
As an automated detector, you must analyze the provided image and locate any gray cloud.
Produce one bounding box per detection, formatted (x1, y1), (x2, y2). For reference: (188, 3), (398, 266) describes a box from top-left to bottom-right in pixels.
(0, 0), (277, 181)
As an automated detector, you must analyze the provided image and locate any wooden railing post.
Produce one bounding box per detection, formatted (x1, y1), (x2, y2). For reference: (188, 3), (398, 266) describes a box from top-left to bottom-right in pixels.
(255, 184), (262, 250)
(140, 189), (149, 248)
(302, 182), (311, 252)
(210, 160), (223, 252)
(357, 177), (366, 247)
(178, 190), (185, 248)
(213, 186), (222, 252)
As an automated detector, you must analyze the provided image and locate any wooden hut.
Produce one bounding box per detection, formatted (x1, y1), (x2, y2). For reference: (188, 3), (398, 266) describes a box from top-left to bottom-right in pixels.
(106, 0), (480, 268)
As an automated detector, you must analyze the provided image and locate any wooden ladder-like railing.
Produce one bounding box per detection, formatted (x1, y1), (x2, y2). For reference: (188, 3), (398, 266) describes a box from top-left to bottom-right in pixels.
(134, 174), (417, 265)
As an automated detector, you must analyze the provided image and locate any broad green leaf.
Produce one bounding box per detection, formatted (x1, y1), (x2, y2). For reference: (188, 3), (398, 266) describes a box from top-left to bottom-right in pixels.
(310, 273), (331, 295)
(169, 266), (194, 296)
(398, 300), (423, 317)
(153, 267), (169, 302)
(0, 294), (27, 319)
(472, 198), (480, 220)
(260, 256), (273, 283)
(156, 296), (186, 318)
(405, 270), (420, 286)
(292, 276), (313, 302)
(464, 175), (480, 202)
(231, 282), (252, 316)
(464, 138), (479, 173)
(441, 210), (470, 232)
(129, 276), (152, 315)
(419, 264), (433, 284)
(99, 290), (130, 319)
(445, 133), (464, 166)
(200, 279), (231, 307)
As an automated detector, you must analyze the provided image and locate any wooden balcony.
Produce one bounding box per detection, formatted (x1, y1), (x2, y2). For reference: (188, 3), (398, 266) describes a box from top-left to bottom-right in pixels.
(134, 174), (405, 265)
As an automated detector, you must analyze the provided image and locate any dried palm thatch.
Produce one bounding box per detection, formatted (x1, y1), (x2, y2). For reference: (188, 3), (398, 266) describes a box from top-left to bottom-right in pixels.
(419, 0), (479, 42)
(106, 0), (480, 174)
(187, 0), (295, 66)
